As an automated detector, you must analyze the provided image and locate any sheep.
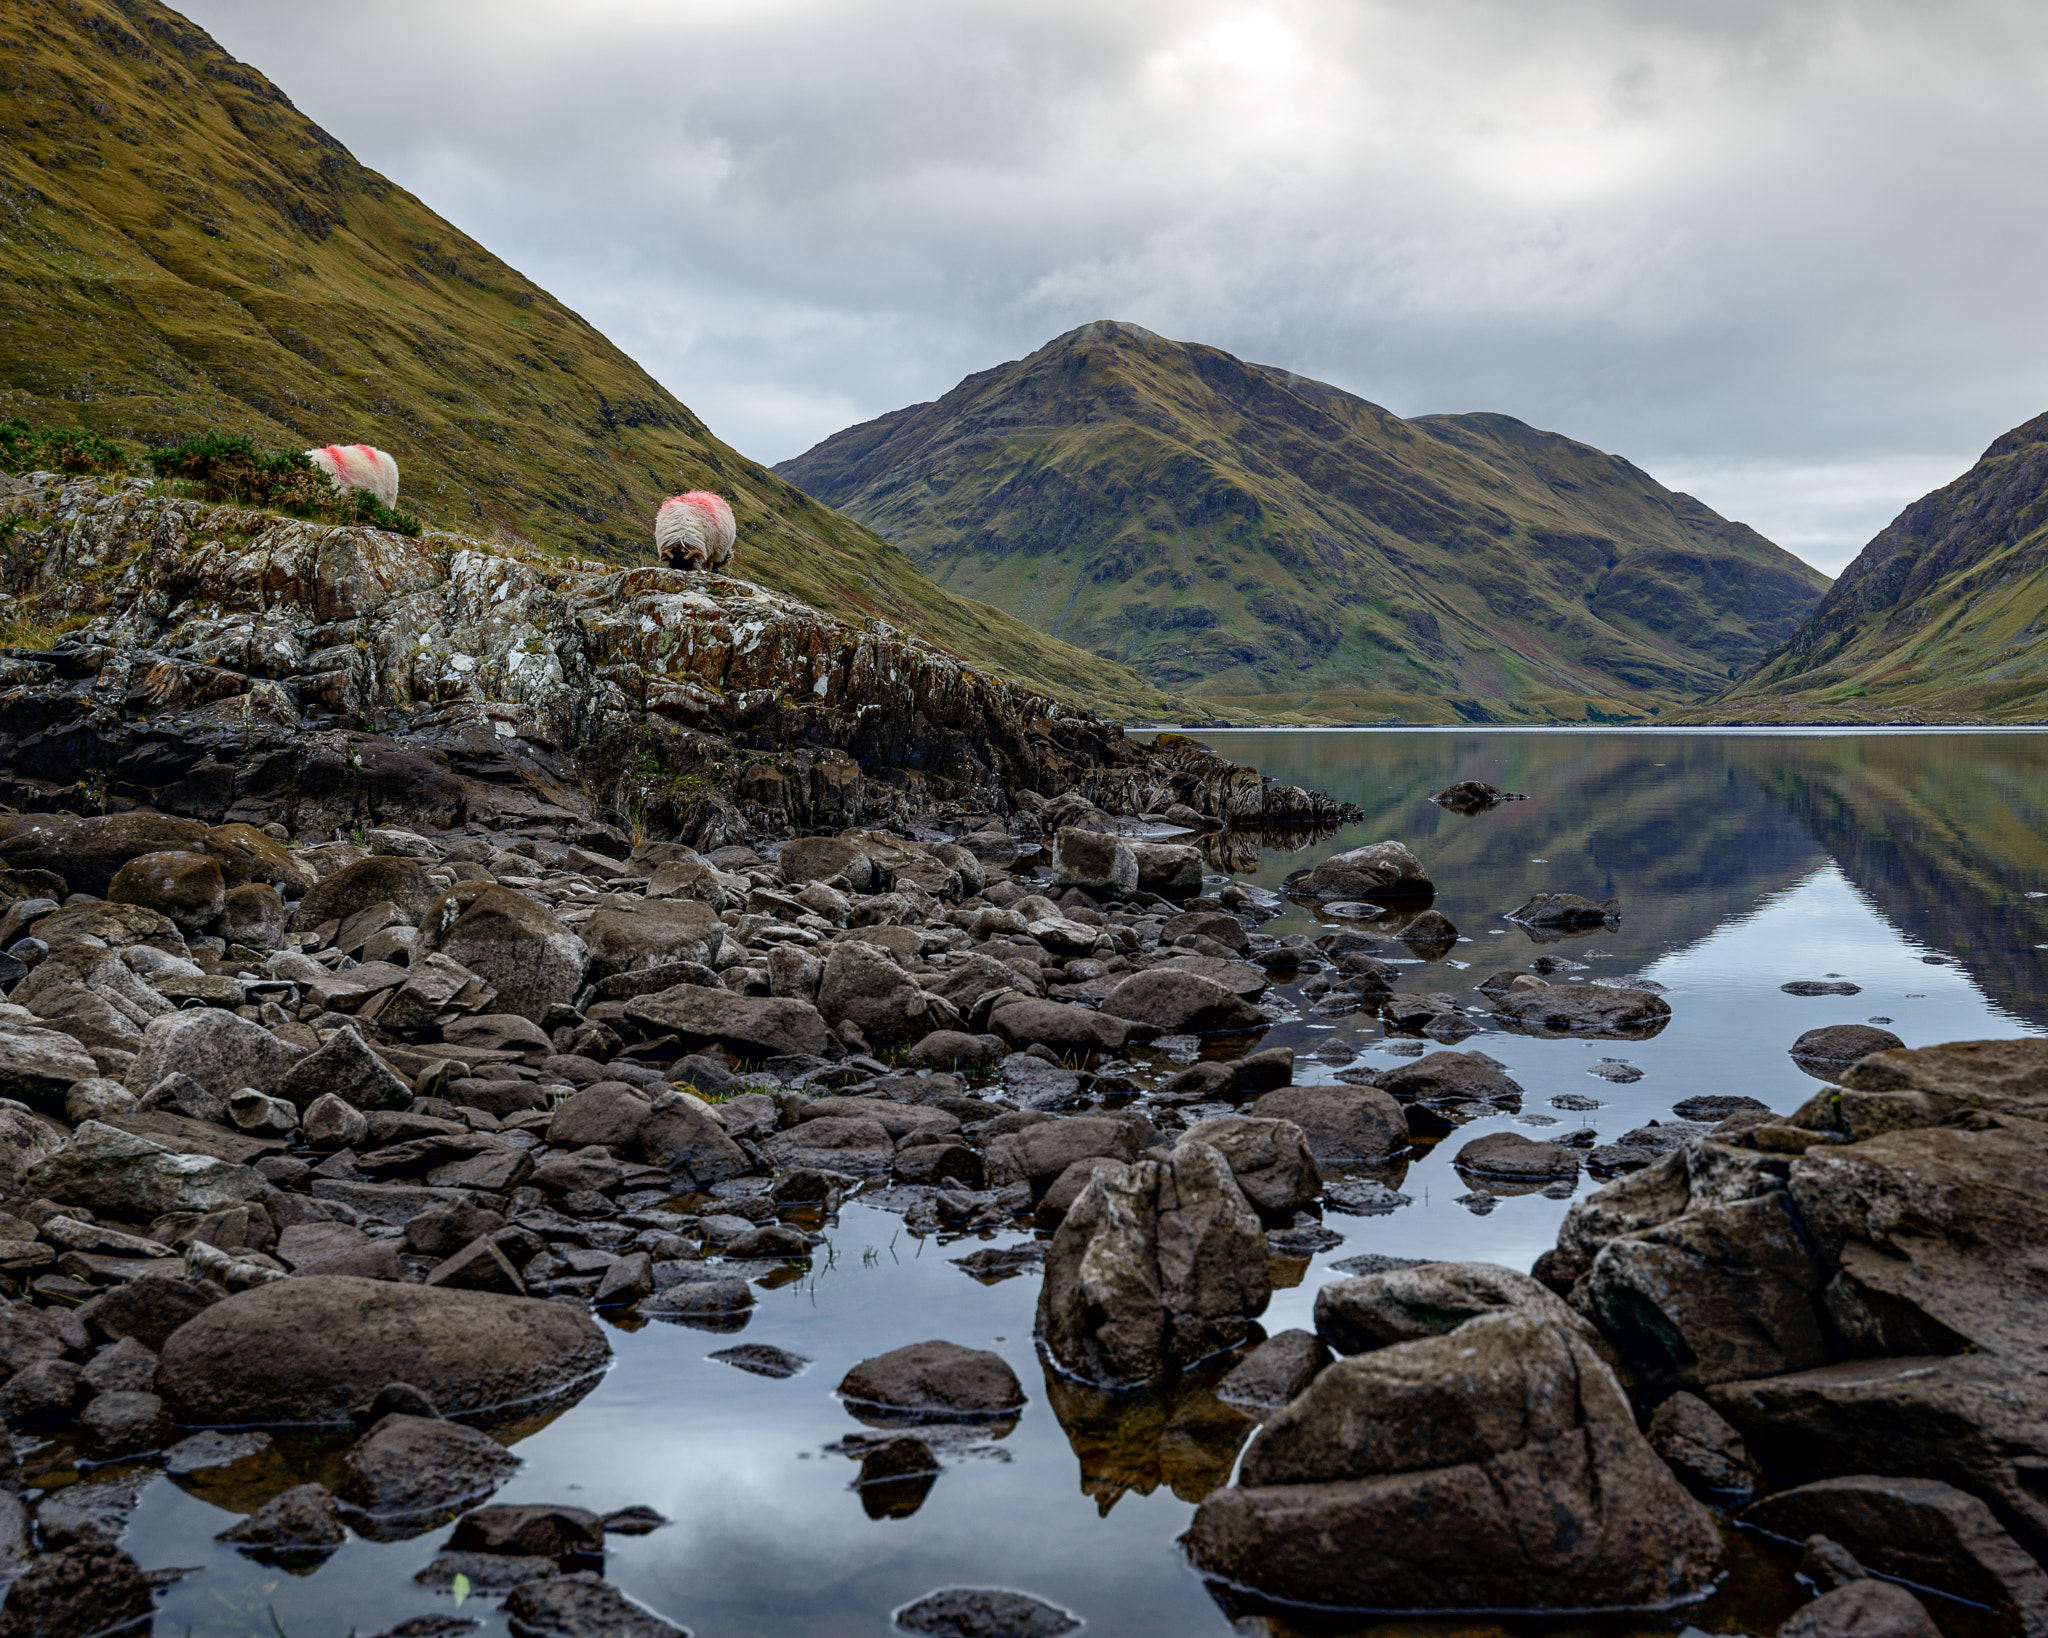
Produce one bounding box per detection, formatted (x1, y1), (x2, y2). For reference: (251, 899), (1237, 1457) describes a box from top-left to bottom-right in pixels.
(655, 489), (736, 571)
(306, 443), (400, 509)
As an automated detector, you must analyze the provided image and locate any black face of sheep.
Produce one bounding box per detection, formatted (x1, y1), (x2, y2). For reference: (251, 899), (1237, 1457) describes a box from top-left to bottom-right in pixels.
(655, 490), (736, 570)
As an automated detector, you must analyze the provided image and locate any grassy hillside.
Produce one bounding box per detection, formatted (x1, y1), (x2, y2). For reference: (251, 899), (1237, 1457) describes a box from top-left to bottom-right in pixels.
(776, 321), (1830, 722)
(1707, 411), (2048, 723)
(0, 0), (1178, 720)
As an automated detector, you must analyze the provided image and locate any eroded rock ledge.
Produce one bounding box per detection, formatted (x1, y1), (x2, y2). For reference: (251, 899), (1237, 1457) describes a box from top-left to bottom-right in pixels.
(0, 474), (1358, 842)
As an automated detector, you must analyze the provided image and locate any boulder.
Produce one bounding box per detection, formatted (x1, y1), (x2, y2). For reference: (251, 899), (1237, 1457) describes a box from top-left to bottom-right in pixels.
(1779, 1581), (1942, 1638)
(636, 1095), (753, 1188)
(0, 1027), (101, 1114)
(1791, 1024), (1905, 1069)
(75, 1275), (219, 1350)
(1376, 1051), (1523, 1106)
(1708, 1353), (2048, 1558)
(337, 1412), (522, 1516)
(1249, 1085), (1407, 1162)
(1049, 828), (1137, 897)
(1312, 1262), (1591, 1356)
(1186, 1303), (1723, 1610)
(838, 1340), (1025, 1421)
(107, 849), (226, 931)
(1281, 841), (1434, 902)
(1180, 1116), (1320, 1217)
(760, 1115), (893, 1174)
(1509, 892), (1617, 927)
(449, 1501), (605, 1559)
(217, 1481), (347, 1555)
(1037, 1141), (1271, 1387)
(0, 1541), (154, 1638)
(502, 1574), (690, 1638)
(1580, 1189), (1829, 1389)
(779, 835), (876, 891)
(0, 810), (211, 899)
(26, 900), (185, 957)
(1490, 983), (1670, 1037)
(816, 940), (956, 1047)
(25, 1121), (267, 1218)
(301, 1092), (369, 1150)
(548, 1082), (653, 1149)
(985, 1116), (1142, 1190)
(986, 998), (1129, 1057)
(894, 1590), (1080, 1638)
(1397, 909), (1460, 958)
(128, 1007), (305, 1099)
(623, 984), (832, 1061)
(156, 1276), (610, 1425)
(219, 882), (288, 950)
(1217, 1329), (1333, 1412)
(291, 855), (436, 932)
(273, 1024), (413, 1113)
(415, 885), (588, 1024)
(1744, 1475), (2048, 1629)
(1453, 1131), (1579, 1182)
(1098, 970), (1264, 1034)
(582, 898), (721, 982)
(1646, 1391), (1759, 1497)
(1127, 840), (1204, 899)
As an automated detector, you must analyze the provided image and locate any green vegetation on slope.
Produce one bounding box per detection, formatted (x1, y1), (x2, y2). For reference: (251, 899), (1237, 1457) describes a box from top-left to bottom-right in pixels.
(1709, 411), (2048, 723)
(0, 0), (1177, 720)
(776, 320), (1831, 723)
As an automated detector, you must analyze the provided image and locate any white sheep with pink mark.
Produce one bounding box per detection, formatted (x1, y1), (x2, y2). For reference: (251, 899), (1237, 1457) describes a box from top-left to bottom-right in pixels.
(655, 489), (737, 570)
(305, 443), (400, 508)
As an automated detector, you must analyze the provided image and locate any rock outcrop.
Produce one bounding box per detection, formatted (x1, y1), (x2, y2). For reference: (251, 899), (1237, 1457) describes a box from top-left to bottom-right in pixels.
(0, 475), (1358, 840)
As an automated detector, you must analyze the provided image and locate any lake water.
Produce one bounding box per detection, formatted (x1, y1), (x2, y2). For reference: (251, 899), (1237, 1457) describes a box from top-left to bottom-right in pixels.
(113, 730), (2048, 1637)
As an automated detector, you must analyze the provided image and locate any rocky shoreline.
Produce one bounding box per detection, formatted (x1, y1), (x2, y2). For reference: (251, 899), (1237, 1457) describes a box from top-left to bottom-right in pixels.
(0, 473), (2034, 1638)
(0, 472), (1357, 843)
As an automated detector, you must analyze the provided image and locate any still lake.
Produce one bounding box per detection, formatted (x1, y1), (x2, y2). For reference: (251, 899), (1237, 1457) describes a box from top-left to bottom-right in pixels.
(131, 729), (2048, 1638)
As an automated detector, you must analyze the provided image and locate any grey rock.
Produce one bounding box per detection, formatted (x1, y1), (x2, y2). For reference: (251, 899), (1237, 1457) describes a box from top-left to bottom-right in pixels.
(1037, 1141), (1270, 1388)
(1778, 1580), (1942, 1638)
(156, 1275), (610, 1425)
(416, 884), (588, 1024)
(1186, 1305), (1722, 1610)
(1646, 1391), (1759, 1497)
(1180, 1116), (1320, 1217)
(338, 1413), (522, 1516)
(502, 1572), (691, 1638)
(838, 1340), (1025, 1422)
(129, 1006), (305, 1098)
(1217, 1329), (1332, 1412)
(1249, 1085), (1407, 1162)
(894, 1588), (1081, 1637)
(217, 1481), (347, 1555)
(275, 1025), (414, 1113)
(25, 1121), (267, 1218)
(1098, 969), (1264, 1033)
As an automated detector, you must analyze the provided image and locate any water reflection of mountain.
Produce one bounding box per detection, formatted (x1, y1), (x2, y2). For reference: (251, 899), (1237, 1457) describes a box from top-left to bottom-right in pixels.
(1200, 730), (2048, 1022)
(1751, 737), (2048, 1028)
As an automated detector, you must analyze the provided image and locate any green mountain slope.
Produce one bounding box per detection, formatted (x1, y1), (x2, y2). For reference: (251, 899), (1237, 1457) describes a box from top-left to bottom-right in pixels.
(1710, 411), (2048, 722)
(775, 321), (1830, 722)
(0, 0), (1175, 720)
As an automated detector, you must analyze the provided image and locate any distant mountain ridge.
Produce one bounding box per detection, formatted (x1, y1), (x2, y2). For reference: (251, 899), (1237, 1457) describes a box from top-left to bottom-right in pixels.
(776, 321), (1831, 722)
(0, 0), (1177, 720)
(1714, 411), (2048, 721)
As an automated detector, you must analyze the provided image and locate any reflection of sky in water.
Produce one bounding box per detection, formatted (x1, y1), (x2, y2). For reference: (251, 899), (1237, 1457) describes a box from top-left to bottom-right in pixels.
(131, 732), (2048, 1637)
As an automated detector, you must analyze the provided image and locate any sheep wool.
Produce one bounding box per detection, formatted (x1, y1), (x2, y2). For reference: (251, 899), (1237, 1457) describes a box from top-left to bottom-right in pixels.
(306, 443), (400, 509)
(655, 489), (738, 570)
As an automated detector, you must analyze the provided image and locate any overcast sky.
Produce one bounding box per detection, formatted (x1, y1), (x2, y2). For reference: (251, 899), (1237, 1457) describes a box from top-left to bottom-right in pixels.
(179, 0), (2048, 575)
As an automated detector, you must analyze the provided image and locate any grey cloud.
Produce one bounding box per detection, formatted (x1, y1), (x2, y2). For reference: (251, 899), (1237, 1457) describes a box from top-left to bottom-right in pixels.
(177, 0), (2048, 573)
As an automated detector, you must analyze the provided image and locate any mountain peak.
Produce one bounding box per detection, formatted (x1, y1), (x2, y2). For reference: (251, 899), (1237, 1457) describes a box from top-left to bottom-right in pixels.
(776, 323), (1830, 721)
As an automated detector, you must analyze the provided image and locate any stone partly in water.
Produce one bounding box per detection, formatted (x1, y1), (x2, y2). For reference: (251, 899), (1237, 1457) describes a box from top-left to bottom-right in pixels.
(1037, 1141), (1271, 1388)
(156, 1276), (611, 1426)
(1281, 841), (1434, 903)
(893, 1588), (1082, 1638)
(838, 1341), (1026, 1423)
(1186, 1287), (1723, 1609)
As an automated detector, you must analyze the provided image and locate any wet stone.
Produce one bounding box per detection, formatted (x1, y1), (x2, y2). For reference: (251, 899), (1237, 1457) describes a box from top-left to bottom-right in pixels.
(894, 1588), (1082, 1638)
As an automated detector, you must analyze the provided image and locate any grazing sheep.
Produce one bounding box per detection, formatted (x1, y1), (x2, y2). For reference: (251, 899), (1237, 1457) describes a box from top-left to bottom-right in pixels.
(306, 443), (400, 509)
(655, 490), (736, 570)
